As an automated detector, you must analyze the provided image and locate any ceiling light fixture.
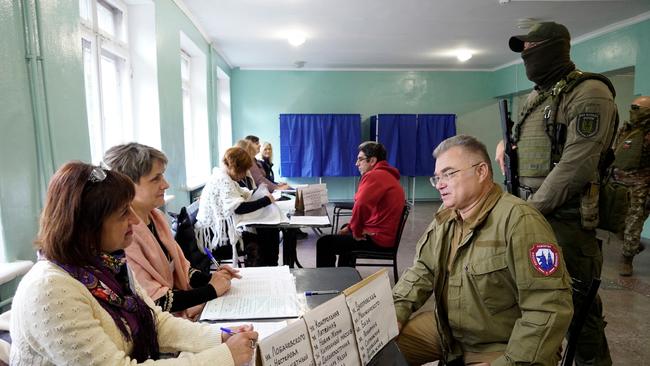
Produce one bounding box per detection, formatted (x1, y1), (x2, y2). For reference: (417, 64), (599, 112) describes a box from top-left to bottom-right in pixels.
(456, 50), (473, 62)
(287, 32), (306, 47)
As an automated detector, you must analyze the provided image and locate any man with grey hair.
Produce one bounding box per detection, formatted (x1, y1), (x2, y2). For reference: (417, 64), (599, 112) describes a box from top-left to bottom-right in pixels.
(393, 135), (573, 365)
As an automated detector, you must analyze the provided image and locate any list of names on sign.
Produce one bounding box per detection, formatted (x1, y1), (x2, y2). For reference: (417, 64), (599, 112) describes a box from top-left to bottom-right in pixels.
(302, 295), (361, 366)
(258, 320), (315, 366)
(344, 271), (399, 364)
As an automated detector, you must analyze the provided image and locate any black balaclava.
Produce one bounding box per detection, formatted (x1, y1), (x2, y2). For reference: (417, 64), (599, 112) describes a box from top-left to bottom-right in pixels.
(521, 38), (575, 91)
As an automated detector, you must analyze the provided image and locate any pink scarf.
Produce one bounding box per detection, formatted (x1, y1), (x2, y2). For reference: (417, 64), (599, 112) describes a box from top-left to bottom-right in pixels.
(126, 209), (204, 319)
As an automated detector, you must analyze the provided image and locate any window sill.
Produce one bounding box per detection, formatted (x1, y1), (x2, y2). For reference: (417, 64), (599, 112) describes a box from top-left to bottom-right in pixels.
(0, 261), (34, 286)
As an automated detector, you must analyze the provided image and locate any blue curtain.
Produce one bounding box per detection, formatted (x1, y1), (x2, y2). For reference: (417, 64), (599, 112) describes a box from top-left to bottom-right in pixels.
(280, 114), (361, 177)
(415, 114), (457, 176)
(370, 114), (417, 176)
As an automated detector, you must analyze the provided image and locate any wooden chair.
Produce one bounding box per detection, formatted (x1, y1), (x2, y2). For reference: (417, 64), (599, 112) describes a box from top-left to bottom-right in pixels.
(349, 204), (410, 281)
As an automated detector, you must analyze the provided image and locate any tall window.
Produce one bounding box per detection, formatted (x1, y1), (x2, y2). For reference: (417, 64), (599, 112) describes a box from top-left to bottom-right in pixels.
(80, 0), (133, 163)
(216, 67), (232, 163)
(180, 33), (210, 188)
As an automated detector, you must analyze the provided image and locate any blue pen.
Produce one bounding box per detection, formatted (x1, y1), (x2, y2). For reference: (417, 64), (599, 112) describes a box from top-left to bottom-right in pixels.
(221, 327), (257, 349)
(204, 247), (220, 270)
(305, 290), (340, 296)
(220, 327), (239, 335)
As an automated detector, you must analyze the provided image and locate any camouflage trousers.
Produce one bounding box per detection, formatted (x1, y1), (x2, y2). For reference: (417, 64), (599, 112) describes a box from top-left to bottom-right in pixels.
(621, 182), (650, 257)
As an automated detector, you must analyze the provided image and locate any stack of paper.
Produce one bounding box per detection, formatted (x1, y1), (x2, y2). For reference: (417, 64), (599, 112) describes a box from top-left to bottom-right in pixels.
(200, 266), (300, 321)
(234, 185), (290, 227)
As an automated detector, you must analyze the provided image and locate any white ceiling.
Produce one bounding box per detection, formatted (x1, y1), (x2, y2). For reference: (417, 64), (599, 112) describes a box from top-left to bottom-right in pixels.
(181, 0), (650, 70)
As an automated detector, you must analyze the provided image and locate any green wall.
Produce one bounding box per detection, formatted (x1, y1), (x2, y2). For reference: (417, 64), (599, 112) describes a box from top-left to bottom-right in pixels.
(1, 0), (89, 262)
(0, 0), (226, 261)
(1, 0), (649, 263)
(230, 70), (499, 200)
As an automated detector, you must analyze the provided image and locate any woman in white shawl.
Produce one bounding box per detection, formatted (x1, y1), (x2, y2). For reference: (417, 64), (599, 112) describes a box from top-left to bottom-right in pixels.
(196, 147), (276, 266)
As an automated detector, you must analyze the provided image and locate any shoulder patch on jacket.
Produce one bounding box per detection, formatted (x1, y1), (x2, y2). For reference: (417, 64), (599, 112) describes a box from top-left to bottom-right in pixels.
(576, 112), (600, 138)
(529, 243), (560, 276)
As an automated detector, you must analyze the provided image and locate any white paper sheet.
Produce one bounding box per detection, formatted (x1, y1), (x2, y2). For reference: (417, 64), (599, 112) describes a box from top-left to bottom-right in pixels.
(289, 216), (330, 226)
(200, 266), (300, 320)
(210, 321), (288, 341)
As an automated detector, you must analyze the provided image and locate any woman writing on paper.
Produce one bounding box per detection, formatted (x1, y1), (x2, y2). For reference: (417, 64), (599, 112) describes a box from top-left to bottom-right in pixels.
(196, 146), (280, 267)
(103, 143), (238, 320)
(10, 162), (257, 365)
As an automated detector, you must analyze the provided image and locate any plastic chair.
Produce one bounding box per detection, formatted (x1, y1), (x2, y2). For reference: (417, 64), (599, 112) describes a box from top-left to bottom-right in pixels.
(349, 204), (410, 281)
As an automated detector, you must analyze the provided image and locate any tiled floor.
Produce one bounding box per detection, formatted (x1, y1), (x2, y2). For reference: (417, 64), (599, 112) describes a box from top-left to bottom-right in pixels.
(288, 202), (650, 365)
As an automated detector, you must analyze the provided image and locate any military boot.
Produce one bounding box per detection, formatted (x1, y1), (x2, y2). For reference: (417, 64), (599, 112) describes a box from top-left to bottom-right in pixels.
(619, 255), (634, 277)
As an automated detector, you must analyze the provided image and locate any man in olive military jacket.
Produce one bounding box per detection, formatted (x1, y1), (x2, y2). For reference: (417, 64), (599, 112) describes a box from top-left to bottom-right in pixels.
(393, 135), (573, 366)
(496, 22), (617, 366)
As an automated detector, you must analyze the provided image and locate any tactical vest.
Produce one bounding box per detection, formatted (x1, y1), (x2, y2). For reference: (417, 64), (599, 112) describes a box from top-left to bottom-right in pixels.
(612, 108), (650, 171)
(513, 70), (617, 179)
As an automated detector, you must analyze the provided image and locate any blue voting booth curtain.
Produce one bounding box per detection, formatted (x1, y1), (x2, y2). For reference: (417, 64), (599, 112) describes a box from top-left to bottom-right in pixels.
(279, 114), (361, 177)
(371, 114), (456, 177)
(370, 114), (417, 176)
(415, 114), (457, 176)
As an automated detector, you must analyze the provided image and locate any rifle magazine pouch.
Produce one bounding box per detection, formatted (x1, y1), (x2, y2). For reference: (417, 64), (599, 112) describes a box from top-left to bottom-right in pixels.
(598, 181), (628, 233)
(580, 183), (600, 230)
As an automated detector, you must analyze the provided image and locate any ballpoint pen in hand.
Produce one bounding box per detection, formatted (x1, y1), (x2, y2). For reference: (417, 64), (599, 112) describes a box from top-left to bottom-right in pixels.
(220, 327), (257, 349)
(304, 290), (340, 296)
(204, 247), (220, 269)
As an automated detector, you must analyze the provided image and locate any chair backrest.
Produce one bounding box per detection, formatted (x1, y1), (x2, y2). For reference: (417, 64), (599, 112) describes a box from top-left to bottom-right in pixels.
(170, 203), (211, 273)
(392, 203), (411, 250)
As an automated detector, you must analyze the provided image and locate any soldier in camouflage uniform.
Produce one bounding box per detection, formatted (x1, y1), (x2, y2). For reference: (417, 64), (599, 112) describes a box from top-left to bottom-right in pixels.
(611, 96), (650, 276)
(497, 22), (617, 365)
(393, 135), (573, 366)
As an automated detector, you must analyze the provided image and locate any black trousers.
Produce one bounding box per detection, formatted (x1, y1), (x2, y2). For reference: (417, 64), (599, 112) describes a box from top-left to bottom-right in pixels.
(316, 234), (392, 267)
(212, 229), (280, 267)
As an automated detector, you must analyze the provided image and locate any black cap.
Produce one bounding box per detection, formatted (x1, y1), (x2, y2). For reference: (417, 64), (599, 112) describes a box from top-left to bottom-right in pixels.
(509, 22), (571, 52)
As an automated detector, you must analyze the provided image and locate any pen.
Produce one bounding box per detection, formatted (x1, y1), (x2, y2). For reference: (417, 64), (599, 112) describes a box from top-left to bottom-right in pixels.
(304, 290), (340, 296)
(221, 327), (258, 349)
(220, 327), (239, 335)
(204, 247), (220, 269)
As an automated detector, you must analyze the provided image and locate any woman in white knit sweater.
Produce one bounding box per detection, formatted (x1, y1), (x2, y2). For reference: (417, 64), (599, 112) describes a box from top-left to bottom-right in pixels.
(10, 162), (257, 365)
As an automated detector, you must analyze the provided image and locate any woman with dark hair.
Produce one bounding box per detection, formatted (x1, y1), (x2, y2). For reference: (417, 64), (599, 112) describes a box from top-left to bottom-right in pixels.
(196, 147), (279, 266)
(10, 162), (257, 365)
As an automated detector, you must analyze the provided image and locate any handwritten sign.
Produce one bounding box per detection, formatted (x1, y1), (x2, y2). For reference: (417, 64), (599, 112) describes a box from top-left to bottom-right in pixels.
(343, 270), (399, 364)
(302, 295), (361, 366)
(258, 320), (315, 366)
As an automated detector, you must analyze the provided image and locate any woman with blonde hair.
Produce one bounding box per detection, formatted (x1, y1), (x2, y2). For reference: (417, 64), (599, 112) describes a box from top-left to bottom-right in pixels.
(257, 141), (277, 183)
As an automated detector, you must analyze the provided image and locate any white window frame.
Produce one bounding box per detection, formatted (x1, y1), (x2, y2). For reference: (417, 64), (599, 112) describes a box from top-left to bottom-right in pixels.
(216, 66), (232, 164)
(80, 0), (134, 163)
(180, 32), (210, 188)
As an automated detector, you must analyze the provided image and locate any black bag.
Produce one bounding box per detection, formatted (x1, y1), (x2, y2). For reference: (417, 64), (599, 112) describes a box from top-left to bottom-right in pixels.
(170, 205), (212, 273)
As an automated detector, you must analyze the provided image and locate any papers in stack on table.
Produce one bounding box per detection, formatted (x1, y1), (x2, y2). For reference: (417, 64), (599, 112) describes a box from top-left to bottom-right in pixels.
(200, 266), (301, 321)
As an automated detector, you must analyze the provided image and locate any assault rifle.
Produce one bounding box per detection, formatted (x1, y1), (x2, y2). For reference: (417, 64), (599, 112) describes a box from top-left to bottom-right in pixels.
(562, 278), (602, 366)
(499, 99), (519, 195)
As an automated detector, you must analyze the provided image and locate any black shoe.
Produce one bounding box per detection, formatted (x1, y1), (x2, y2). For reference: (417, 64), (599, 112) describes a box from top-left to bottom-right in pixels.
(295, 229), (309, 240)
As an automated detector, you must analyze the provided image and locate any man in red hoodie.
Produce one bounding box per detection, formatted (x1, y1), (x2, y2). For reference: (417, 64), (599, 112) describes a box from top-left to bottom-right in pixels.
(316, 141), (405, 267)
